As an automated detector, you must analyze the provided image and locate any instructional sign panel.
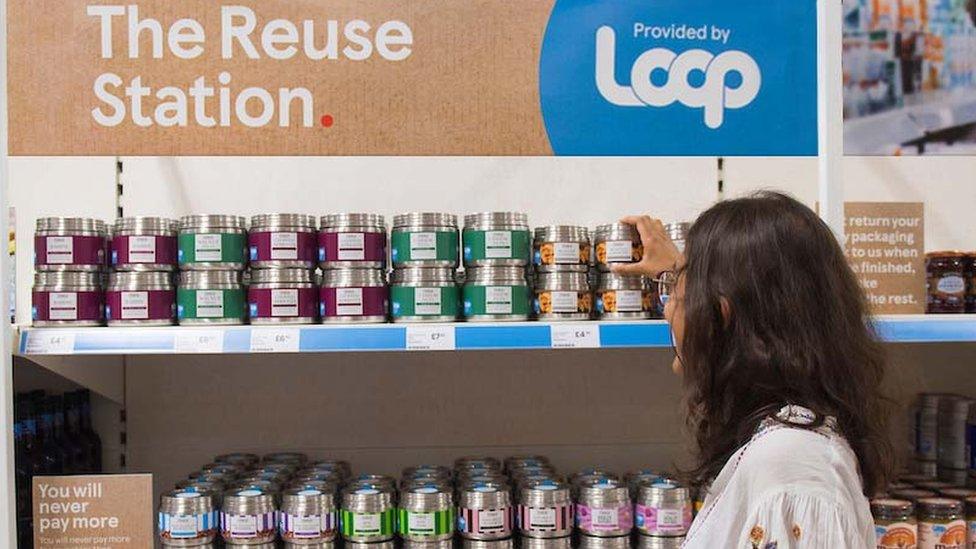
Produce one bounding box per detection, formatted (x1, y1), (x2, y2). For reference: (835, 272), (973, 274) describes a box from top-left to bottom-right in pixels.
(8, 0), (817, 156)
(33, 474), (153, 548)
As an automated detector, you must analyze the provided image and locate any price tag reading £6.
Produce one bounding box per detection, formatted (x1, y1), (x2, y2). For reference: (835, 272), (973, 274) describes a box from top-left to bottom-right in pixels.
(174, 330), (224, 353)
(24, 331), (76, 354)
(550, 324), (600, 349)
(406, 325), (455, 351)
(249, 328), (300, 353)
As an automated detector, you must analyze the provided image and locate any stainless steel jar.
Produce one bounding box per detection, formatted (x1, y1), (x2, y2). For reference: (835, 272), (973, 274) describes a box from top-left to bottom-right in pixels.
(390, 267), (459, 323)
(915, 393), (945, 462)
(458, 482), (513, 540)
(594, 223), (641, 272)
(463, 212), (531, 268)
(179, 215), (248, 271)
(576, 479), (633, 537)
(463, 266), (532, 321)
(280, 485), (338, 544)
(505, 456), (550, 473)
(106, 271), (176, 326)
(318, 214), (387, 270)
(635, 480), (692, 537)
(248, 268), (318, 324)
(340, 484), (396, 542)
(249, 214), (318, 269)
(455, 456), (503, 471)
(517, 479), (572, 538)
(664, 222), (690, 254)
(34, 217), (107, 272)
(534, 271), (592, 321)
(220, 488), (277, 545)
(319, 268), (388, 324)
(392, 213), (459, 268)
(938, 396), (975, 470)
(178, 271), (247, 325)
(533, 226), (590, 273)
(596, 273), (653, 320)
(111, 216), (179, 271)
(159, 488), (218, 546)
(398, 484), (455, 542)
(32, 271), (104, 326)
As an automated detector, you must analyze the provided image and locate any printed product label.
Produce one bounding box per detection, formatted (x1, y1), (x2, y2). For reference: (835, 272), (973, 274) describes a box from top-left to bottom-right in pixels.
(592, 508), (619, 528)
(168, 515), (198, 537)
(271, 232), (299, 260)
(605, 240), (634, 263)
(45, 236), (73, 264)
(415, 287), (443, 316)
(336, 288), (364, 316)
(229, 515), (258, 537)
(875, 522), (917, 549)
(354, 513), (382, 534)
(49, 292), (78, 320)
(195, 290), (224, 318)
(290, 514), (322, 537)
(338, 233), (366, 261)
(129, 235), (157, 263)
(410, 232), (437, 260)
(485, 231), (513, 258)
(486, 286), (513, 314)
(937, 275), (966, 295)
(121, 291), (149, 320)
(194, 234), (222, 262)
(551, 291), (579, 313)
(271, 289), (299, 317)
(615, 290), (643, 312)
(478, 509), (506, 532)
(529, 508), (556, 529)
(577, 504), (633, 533)
(658, 509), (683, 527)
(918, 519), (966, 549)
(554, 242), (579, 264)
(407, 512), (436, 533)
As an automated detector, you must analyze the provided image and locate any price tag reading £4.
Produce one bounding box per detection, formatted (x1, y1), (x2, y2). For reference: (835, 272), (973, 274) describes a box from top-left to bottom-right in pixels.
(249, 328), (300, 353)
(550, 324), (600, 349)
(24, 331), (76, 354)
(174, 330), (224, 353)
(406, 325), (455, 351)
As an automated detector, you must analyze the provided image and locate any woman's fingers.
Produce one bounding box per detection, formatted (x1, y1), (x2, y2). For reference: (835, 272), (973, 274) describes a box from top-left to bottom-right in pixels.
(611, 261), (652, 276)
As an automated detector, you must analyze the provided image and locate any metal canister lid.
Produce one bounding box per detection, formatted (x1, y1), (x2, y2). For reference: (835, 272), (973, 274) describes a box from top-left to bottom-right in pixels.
(519, 479), (570, 507)
(594, 223), (639, 241)
(350, 474), (396, 489)
(454, 456), (502, 471)
(321, 268), (386, 288)
(215, 453), (260, 467)
(180, 270), (242, 289)
(463, 212), (529, 230)
(403, 465), (452, 479)
(637, 479), (690, 506)
(222, 487), (277, 515)
(320, 213), (386, 230)
(504, 455), (550, 471)
(107, 271), (173, 289)
(459, 481), (511, 509)
(390, 267), (456, 285)
(160, 487), (215, 516)
(917, 497), (964, 516)
(597, 272), (648, 291)
(36, 217), (107, 235)
(175, 481), (224, 502)
(187, 471), (233, 487)
(533, 225), (589, 243)
(179, 215), (247, 232)
(464, 266), (527, 285)
(250, 214), (317, 232)
(282, 484), (336, 515)
(113, 216), (179, 236)
(534, 271), (588, 291)
(578, 478), (629, 506)
(199, 462), (244, 477)
(342, 483), (395, 513)
(250, 268), (314, 285)
(307, 459), (352, 476)
(33, 271), (102, 289)
(393, 213), (458, 229)
(402, 483), (452, 512)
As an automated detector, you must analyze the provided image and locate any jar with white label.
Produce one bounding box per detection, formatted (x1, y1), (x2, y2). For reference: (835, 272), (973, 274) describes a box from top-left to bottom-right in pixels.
(938, 396), (975, 470)
(458, 481), (513, 540)
(518, 479), (572, 538)
(32, 271), (104, 326)
(534, 271), (592, 321)
(917, 497), (965, 549)
(576, 478), (633, 537)
(34, 217), (107, 272)
(248, 268), (318, 324)
(594, 223), (642, 272)
(318, 214), (387, 270)
(221, 488), (277, 545)
(463, 266), (532, 321)
(280, 484), (337, 545)
(664, 222), (690, 254)
(391, 213), (459, 268)
(319, 269), (388, 324)
(398, 483), (455, 542)
(111, 216), (179, 271)
(634, 479), (691, 537)
(249, 214), (318, 269)
(533, 226), (590, 273)
(178, 215), (248, 271)
(178, 271), (247, 325)
(105, 271), (175, 326)
(463, 212), (531, 268)
(595, 273), (653, 320)
(340, 484), (396, 542)
(390, 267), (459, 322)
(159, 488), (218, 546)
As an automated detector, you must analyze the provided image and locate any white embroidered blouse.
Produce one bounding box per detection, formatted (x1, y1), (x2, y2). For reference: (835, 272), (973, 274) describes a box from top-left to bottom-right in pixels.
(682, 406), (875, 548)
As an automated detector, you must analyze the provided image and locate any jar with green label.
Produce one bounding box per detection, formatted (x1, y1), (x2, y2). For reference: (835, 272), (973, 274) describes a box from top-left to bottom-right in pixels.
(463, 266), (531, 321)
(178, 215), (248, 271)
(391, 213), (459, 268)
(398, 484), (455, 542)
(390, 267), (459, 322)
(340, 484), (395, 542)
(178, 271), (247, 325)
(463, 212), (530, 268)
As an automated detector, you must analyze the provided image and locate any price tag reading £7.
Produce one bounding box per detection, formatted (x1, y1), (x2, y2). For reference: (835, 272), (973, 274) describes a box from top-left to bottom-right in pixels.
(550, 324), (600, 349)
(249, 328), (300, 353)
(406, 325), (456, 351)
(24, 331), (76, 354)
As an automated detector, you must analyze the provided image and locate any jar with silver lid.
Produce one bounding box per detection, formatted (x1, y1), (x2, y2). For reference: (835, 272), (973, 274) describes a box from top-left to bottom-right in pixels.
(318, 214), (387, 270)
(264, 452), (308, 465)
(177, 479), (227, 498)
(319, 268), (388, 324)
(111, 216), (179, 271)
(403, 465), (453, 482)
(215, 453), (260, 469)
(576, 478), (633, 537)
(159, 488), (218, 546)
(178, 215), (248, 271)
(869, 498), (916, 549)
(199, 462), (245, 478)
(105, 271), (175, 326)
(280, 484), (338, 544)
(534, 271), (592, 321)
(398, 483), (455, 541)
(34, 217), (107, 272)
(32, 271), (104, 326)
(937, 396), (975, 470)
(339, 484), (396, 542)
(533, 226), (590, 273)
(221, 487), (278, 545)
(178, 271), (247, 325)
(625, 470), (667, 499)
(305, 459), (351, 480)
(349, 474), (397, 491)
(391, 213), (459, 268)
(636, 535), (685, 549)
(517, 479), (572, 538)
(634, 479), (692, 537)
(458, 482), (513, 540)
(463, 266), (532, 321)
(664, 222), (690, 254)
(595, 273), (653, 320)
(456, 456), (503, 471)
(463, 212), (531, 268)
(917, 497), (965, 549)
(249, 214), (318, 269)
(248, 268), (318, 324)
(505, 455), (550, 473)
(594, 223), (642, 272)
(390, 267), (459, 322)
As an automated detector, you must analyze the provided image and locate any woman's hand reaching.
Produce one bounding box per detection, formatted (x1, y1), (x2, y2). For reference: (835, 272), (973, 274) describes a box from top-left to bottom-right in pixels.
(611, 216), (683, 278)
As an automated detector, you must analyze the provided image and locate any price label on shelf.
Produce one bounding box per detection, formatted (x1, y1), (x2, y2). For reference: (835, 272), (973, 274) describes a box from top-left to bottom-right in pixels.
(174, 330), (224, 353)
(406, 326), (456, 351)
(24, 331), (76, 354)
(550, 324), (600, 349)
(249, 328), (300, 353)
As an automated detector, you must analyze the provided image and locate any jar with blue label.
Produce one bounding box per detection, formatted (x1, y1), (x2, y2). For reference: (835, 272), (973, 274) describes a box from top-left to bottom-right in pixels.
(159, 488), (217, 547)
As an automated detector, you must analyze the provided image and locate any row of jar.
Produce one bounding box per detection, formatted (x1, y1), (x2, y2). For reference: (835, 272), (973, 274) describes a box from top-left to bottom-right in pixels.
(871, 493), (976, 548)
(32, 268), (660, 326)
(158, 534), (683, 549)
(34, 214), (687, 273)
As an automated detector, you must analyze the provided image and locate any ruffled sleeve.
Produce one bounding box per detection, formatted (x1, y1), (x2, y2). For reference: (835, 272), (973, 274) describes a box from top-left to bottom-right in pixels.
(735, 491), (872, 548)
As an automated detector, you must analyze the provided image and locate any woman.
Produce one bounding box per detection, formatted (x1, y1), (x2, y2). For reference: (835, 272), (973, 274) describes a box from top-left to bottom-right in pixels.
(615, 192), (892, 548)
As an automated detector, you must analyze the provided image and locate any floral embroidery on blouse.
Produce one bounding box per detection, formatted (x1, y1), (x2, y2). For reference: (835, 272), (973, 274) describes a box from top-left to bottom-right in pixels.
(792, 524), (801, 539)
(749, 526), (765, 547)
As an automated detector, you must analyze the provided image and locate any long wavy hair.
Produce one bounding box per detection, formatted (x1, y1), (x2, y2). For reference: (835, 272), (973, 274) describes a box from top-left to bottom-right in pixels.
(678, 191), (893, 496)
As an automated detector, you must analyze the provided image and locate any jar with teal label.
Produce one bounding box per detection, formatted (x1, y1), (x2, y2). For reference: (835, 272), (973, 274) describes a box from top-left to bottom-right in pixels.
(463, 212), (530, 268)
(177, 271), (247, 325)
(390, 267), (459, 323)
(391, 213), (459, 268)
(463, 266), (531, 321)
(178, 215), (248, 271)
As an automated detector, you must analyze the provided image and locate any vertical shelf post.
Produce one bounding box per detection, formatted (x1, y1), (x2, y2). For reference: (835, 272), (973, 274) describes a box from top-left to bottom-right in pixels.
(818, 0), (846, 242)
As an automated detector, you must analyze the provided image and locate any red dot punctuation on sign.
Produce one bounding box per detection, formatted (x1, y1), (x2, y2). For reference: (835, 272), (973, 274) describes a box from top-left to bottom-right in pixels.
(320, 114), (334, 128)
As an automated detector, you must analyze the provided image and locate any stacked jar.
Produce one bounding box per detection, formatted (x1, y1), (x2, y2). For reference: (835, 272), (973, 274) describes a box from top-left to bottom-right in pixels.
(176, 215), (248, 326)
(318, 214), (389, 323)
(389, 213), (460, 322)
(532, 226), (593, 321)
(106, 217), (179, 326)
(248, 214), (319, 325)
(32, 217), (108, 327)
(462, 212), (532, 321)
(593, 223), (655, 321)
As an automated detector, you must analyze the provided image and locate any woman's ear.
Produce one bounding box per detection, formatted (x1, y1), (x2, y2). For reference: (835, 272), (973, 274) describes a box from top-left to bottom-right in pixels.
(719, 296), (732, 327)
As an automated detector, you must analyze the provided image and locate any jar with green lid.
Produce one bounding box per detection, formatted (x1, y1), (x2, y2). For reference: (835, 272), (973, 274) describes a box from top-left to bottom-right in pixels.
(917, 497), (966, 549)
(390, 267), (459, 322)
(463, 266), (531, 321)
(870, 498), (917, 549)
(391, 213), (459, 268)
(462, 212), (530, 268)
(177, 271), (247, 325)
(178, 215), (248, 271)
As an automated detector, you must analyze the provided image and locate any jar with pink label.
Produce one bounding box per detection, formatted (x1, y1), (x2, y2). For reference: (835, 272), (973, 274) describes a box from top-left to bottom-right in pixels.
(249, 214), (317, 269)
(105, 271), (176, 326)
(517, 479), (573, 538)
(457, 481), (513, 540)
(248, 268), (318, 324)
(320, 269), (388, 324)
(318, 214), (387, 270)
(576, 478), (633, 537)
(34, 217), (107, 272)
(634, 479), (692, 537)
(32, 271), (104, 326)
(111, 217), (179, 271)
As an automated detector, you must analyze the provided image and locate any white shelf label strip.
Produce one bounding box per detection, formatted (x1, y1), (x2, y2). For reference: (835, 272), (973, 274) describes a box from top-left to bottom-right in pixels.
(249, 328), (301, 353)
(24, 331), (76, 354)
(550, 324), (601, 349)
(406, 326), (456, 351)
(174, 330), (225, 353)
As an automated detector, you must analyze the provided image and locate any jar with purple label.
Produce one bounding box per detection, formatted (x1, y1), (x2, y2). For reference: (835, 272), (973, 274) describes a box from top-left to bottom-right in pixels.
(280, 484), (337, 544)
(32, 271), (104, 326)
(320, 269), (388, 324)
(105, 271), (176, 326)
(221, 487), (277, 545)
(576, 478), (633, 537)
(319, 214), (387, 270)
(634, 479), (692, 537)
(35, 217), (107, 272)
(248, 268), (318, 324)
(249, 214), (317, 269)
(111, 217), (179, 271)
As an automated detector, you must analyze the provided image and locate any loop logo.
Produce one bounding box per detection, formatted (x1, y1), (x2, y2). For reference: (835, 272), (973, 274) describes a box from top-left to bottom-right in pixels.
(595, 27), (761, 129)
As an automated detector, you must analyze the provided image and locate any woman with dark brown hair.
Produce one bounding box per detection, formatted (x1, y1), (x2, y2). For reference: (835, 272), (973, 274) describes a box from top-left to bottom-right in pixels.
(617, 192), (892, 547)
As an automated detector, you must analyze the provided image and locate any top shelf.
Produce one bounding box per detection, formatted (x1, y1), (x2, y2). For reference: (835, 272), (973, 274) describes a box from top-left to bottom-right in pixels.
(14, 315), (976, 356)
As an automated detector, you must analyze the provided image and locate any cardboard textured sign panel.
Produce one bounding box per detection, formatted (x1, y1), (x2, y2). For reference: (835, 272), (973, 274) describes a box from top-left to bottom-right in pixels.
(32, 474), (153, 549)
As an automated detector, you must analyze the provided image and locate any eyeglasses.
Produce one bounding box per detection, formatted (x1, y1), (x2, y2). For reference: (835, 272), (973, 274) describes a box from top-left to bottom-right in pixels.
(654, 270), (679, 307)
